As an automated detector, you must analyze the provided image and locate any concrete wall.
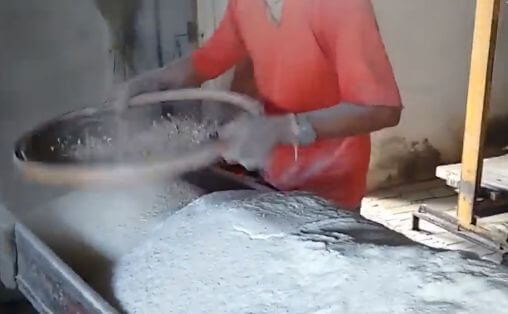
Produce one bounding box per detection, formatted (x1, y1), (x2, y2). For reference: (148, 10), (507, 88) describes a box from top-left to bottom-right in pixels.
(198, 0), (508, 190)
(0, 0), (114, 213)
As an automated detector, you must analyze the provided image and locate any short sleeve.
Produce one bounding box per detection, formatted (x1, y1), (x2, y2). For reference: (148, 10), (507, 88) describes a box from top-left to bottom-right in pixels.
(314, 0), (402, 107)
(192, 0), (248, 81)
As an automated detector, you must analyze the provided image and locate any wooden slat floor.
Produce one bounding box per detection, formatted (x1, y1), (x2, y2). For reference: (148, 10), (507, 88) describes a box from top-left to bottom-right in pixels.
(361, 180), (506, 264)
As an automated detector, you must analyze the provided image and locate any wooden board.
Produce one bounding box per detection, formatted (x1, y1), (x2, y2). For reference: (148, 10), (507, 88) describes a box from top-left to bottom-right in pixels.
(436, 154), (508, 192)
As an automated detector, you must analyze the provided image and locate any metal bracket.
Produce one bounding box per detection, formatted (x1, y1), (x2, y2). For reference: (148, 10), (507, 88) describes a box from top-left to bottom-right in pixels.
(412, 205), (508, 256)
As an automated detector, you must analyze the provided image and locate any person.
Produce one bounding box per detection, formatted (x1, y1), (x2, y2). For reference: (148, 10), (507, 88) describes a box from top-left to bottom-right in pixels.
(115, 0), (402, 211)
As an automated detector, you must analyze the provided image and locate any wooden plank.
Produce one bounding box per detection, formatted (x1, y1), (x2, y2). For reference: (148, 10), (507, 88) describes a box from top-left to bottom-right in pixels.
(436, 154), (508, 191)
(457, 0), (501, 226)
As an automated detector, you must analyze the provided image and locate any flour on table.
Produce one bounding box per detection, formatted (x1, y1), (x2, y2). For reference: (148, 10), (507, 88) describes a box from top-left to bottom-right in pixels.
(112, 192), (508, 314)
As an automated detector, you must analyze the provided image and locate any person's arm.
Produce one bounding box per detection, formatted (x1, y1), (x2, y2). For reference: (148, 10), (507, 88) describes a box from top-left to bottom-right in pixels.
(123, 56), (201, 98)
(300, 104), (400, 139)
(121, 0), (247, 99)
(300, 0), (402, 140)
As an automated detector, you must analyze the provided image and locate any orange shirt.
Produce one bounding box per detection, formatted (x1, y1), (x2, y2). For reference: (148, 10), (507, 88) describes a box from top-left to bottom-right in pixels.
(192, 0), (401, 209)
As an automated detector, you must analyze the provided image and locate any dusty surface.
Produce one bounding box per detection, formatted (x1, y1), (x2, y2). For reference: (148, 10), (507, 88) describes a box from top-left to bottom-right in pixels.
(112, 192), (508, 314)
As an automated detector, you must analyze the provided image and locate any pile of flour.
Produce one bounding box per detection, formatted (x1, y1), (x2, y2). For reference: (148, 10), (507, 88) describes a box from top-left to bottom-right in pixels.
(112, 192), (508, 314)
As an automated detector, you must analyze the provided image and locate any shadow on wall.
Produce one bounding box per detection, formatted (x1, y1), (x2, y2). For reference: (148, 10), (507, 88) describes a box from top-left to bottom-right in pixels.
(370, 115), (508, 190)
(370, 137), (441, 189)
(485, 114), (508, 155)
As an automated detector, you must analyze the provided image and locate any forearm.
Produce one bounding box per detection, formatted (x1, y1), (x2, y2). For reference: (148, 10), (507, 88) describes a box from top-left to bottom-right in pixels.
(300, 103), (401, 139)
(126, 56), (204, 97)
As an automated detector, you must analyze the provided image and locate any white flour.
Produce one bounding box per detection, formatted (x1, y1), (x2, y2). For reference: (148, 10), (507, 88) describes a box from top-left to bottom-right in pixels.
(112, 192), (508, 314)
(22, 179), (208, 303)
(28, 180), (202, 259)
(63, 114), (219, 162)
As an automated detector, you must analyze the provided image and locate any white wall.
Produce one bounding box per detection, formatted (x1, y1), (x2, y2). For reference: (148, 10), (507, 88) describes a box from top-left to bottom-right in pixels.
(369, 0), (508, 189)
(198, 0), (508, 190)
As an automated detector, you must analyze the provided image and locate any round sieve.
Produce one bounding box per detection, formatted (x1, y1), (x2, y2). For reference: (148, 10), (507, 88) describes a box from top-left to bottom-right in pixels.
(13, 89), (263, 187)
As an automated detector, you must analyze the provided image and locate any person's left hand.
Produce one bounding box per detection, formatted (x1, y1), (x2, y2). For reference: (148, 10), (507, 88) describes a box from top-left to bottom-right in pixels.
(219, 114), (296, 170)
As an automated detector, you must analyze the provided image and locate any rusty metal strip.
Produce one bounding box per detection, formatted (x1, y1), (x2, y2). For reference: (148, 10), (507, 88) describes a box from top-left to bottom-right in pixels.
(413, 206), (508, 253)
(14, 223), (118, 313)
(458, 0), (501, 226)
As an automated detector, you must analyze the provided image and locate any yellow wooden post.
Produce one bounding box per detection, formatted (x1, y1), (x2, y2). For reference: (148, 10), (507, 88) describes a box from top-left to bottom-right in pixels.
(458, 0), (501, 226)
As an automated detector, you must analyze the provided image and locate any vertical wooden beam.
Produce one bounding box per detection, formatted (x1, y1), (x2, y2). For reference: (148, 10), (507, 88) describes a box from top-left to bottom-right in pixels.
(458, 0), (501, 226)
